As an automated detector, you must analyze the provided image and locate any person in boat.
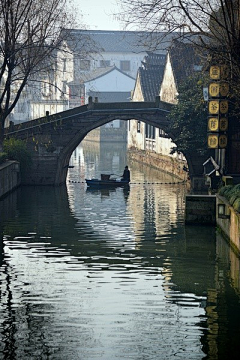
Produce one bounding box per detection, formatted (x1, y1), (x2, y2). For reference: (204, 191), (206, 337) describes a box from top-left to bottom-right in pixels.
(121, 166), (130, 182)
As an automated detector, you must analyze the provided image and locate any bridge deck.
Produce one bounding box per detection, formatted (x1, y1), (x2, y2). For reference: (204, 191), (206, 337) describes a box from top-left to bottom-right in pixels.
(6, 100), (173, 136)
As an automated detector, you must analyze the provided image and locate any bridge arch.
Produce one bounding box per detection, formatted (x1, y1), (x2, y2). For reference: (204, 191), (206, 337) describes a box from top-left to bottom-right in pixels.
(5, 99), (174, 185)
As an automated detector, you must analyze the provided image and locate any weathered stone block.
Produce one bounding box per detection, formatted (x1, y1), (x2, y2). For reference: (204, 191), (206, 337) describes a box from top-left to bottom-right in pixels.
(185, 195), (216, 225)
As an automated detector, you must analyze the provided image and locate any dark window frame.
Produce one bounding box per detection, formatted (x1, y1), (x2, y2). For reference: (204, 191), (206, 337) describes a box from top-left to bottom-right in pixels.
(120, 60), (130, 71)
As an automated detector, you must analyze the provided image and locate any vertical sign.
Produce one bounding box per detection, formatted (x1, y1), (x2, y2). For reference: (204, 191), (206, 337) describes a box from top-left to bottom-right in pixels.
(207, 65), (229, 149)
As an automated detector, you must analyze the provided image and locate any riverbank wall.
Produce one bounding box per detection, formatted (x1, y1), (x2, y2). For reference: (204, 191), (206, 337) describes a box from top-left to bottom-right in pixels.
(127, 149), (189, 181)
(216, 194), (240, 255)
(0, 161), (21, 200)
(185, 195), (216, 225)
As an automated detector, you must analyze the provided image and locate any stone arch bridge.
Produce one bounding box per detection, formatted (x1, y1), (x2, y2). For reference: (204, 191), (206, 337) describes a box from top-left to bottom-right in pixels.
(5, 98), (204, 186)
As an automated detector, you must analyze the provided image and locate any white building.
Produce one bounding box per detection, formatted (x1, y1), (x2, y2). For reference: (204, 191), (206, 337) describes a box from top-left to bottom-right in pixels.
(128, 53), (176, 155)
(83, 66), (136, 142)
(11, 30), (174, 124)
(127, 52), (187, 178)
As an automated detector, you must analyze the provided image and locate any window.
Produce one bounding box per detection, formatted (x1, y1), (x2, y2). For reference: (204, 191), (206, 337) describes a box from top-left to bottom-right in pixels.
(145, 124), (155, 139)
(159, 129), (169, 138)
(159, 129), (165, 137)
(80, 60), (90, 71)
(100, 60), (110, 67)
(120, 60), (130, 71)
(137, 121), (141, 133)
(62, 81), (67, 93)
(63, 58), (66, 72)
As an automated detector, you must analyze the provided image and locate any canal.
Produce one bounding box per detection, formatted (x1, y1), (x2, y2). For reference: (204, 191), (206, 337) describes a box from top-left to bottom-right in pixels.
(0, 141), (240, 359)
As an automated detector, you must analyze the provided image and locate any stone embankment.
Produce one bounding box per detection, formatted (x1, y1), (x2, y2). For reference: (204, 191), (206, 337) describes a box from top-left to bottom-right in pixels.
(216, 194), (240, 255)
(0, 161), (20, 199)
(128, 149), (189, 181)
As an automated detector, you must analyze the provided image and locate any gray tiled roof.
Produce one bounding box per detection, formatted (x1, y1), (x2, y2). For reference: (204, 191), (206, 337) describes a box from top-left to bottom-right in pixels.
(63, 29), (176, 54)
(88, 91), (131, 103)
(142, 52), (166, 68)
(136, 53), (165, 101)
(83, 66), (135, 82)
(138, 67), (164, 101)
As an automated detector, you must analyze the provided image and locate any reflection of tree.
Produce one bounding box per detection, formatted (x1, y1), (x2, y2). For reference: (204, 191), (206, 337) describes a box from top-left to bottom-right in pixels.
(0, 254), (54, 358)
(1, 229), (55, 357)
(1, 239), (29, 357)
(1, 248), (17, 359)
(3, 185), (78, 244)
(0, 187), (74, 357)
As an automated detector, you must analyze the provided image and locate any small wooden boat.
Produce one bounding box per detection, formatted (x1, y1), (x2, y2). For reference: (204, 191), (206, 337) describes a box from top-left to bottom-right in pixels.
(86, 174), (129, 188)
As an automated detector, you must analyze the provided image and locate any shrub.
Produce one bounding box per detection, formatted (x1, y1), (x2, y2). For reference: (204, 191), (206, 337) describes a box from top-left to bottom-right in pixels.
(218, 185), (233, 200)
(0, 152), (7, 165)
(233, 198), (240, 213)
(229, 194), (240, 206)
(3, 138), (31, 175)
(219, 184), (240, 213)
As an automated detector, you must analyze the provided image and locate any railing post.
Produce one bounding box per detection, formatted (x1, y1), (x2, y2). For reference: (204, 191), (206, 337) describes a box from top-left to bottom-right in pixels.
(88, 96), (94, 109)
(155, 96), (160, 107)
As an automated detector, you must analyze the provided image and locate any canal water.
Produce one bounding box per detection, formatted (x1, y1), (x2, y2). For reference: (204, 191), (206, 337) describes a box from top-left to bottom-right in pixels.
(0, 141), (240, 360)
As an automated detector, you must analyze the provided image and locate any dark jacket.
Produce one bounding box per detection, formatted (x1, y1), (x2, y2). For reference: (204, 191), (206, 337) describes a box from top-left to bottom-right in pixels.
(122, 168), (130, 181)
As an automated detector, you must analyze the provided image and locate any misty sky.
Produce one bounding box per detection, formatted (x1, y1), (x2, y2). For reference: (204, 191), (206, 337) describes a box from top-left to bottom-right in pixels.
(74, 0), (125, 30)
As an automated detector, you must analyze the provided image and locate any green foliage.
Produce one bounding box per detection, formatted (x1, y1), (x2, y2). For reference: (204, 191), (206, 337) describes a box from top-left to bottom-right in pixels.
(219, 184), (240, 213)
(218, 185), (234, 200)
(168, 75), (208, 156)
(0, 152), (7, 165)
(233, 198), (240, 213)
(3, 138), (31, 175)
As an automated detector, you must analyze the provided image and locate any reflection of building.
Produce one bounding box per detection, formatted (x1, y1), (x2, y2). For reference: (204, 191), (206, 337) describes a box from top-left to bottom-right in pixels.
(127, 161), (185, 247)
(70, 141), (128, 181)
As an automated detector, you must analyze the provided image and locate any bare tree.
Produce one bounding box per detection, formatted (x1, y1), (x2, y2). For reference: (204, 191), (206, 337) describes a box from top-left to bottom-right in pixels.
(0, 0), (79, 150)
(118, 0), (240, 94)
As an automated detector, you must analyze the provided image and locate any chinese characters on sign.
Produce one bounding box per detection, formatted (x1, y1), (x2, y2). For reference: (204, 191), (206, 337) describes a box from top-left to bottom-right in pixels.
(208, 134), (218, 148)
(208, 117), (228, 133)
(209, 82), (229, 98)
(219, 117), (228, 131)
(207, 134), (228, 149)
(207, 65), (229, 149)
(219, 134), (228, 148)
(208, 117), (219, 132)
(220, 83), (229, 97)
(209, 100), (219, 114)
(209, 65), (229, 80)
(210, 66), (221, 80)
(209, 83), (220, 97)
(219, 100), (228, 114)
(208, 100), (228, 115)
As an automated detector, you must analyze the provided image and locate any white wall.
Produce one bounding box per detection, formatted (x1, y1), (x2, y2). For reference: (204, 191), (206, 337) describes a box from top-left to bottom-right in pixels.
(76, 51), (154, 81)
(128, 74), (145, 149)
(128, 64), (180, 158)
(31, 102), (69, 120)
(160, 53), (178, 104)
(85, 69), (135, 94)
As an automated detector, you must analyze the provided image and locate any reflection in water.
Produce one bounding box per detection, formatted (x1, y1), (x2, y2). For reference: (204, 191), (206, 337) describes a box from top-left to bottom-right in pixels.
(0, 142), (240, 359)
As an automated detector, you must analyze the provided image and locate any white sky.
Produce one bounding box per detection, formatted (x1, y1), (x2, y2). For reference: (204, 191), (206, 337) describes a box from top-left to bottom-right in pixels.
(73, 0), (125, 30)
